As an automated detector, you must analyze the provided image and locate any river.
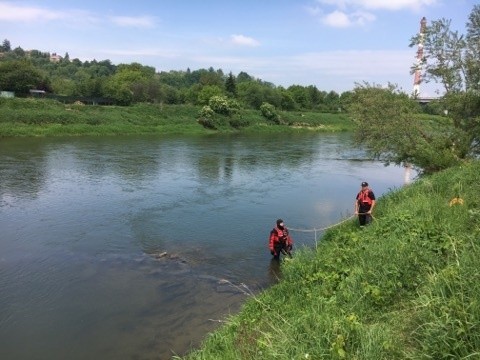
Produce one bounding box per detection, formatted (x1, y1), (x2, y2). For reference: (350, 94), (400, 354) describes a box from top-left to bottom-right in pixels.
(0, 132), (413, 359)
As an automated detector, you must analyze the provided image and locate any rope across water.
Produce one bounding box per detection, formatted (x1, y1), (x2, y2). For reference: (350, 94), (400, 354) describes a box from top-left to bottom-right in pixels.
(288, 213), (375, 240)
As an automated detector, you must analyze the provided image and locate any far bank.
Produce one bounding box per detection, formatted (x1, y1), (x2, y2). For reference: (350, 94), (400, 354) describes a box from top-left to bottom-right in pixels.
(0, 98), (354, 137)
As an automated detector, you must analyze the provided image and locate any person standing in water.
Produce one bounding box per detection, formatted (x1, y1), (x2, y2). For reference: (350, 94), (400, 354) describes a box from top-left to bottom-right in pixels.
(269, 219), (293, 260)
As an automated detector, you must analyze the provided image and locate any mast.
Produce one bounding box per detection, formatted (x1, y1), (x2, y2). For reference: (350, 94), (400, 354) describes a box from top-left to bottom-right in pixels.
(413, 17), (427, 97)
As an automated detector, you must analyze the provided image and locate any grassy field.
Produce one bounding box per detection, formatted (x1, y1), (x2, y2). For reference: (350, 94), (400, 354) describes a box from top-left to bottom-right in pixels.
(0, 98), (354, 137)
(178, 160), (480, 359)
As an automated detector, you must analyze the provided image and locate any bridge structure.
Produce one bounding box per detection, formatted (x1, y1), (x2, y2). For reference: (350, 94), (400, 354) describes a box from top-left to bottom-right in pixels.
(415, 96), (437, 105)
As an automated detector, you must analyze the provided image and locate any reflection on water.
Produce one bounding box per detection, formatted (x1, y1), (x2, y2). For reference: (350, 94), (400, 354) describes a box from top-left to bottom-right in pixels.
(0, 133), (414, 359)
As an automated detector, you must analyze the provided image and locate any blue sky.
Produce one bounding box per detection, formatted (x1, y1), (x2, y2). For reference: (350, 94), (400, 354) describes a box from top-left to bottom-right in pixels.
(1, 0), (476, 96)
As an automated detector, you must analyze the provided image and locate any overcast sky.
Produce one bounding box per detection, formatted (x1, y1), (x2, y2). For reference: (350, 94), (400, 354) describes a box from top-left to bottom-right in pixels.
(1, 0), (476, 96)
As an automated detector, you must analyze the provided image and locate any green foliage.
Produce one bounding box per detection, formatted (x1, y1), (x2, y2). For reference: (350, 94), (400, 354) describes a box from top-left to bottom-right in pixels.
(260, 102), (280, 123)
(348, 83), (471, 174)
(197, 85), (223, 105)
(0, 60), (50, 95)
(0, 39), (356, 112)
(199, 105), (214, 119)
(410, 5), (480, 93)
(225, 72), (237, 97)
(0, 98), (354, 137)
(208, 96), (240, 116)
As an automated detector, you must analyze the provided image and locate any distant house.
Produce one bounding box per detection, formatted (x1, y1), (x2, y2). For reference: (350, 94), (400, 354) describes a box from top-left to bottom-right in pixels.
(50, 52), (62, 62)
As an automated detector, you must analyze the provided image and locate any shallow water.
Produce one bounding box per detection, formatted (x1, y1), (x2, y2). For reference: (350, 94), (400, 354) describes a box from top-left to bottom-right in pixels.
(0, 132), (413, 359)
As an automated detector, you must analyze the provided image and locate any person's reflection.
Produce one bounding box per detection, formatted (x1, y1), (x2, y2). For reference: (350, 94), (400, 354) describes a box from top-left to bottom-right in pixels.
(268, 258), (283, 284)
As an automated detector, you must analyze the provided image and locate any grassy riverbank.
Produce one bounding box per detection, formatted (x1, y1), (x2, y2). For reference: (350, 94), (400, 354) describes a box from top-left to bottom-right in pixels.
(0, 98), (354, 137)
(179, 160), (480, 359)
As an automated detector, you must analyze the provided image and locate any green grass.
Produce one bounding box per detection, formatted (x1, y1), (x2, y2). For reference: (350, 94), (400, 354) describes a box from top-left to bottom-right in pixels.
(0, 98), (355, 137)
(178, 160), (480, 359)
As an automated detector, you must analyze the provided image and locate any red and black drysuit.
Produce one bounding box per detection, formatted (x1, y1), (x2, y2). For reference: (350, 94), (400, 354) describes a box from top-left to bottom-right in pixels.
(355, 188), (376, 226)
(269, 226), (293, 260)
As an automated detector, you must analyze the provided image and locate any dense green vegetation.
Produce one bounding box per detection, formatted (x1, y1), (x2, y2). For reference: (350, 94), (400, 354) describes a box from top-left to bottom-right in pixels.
(0, 38), (347, 112)
(0, 98), (354, 137)
(348, 85), (480, 175)
(178, 160), (480, 359)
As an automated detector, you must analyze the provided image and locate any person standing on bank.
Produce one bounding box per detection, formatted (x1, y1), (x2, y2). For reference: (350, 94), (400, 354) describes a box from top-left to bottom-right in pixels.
(269, 219), (293, 260)
(355, 181), (376, 226)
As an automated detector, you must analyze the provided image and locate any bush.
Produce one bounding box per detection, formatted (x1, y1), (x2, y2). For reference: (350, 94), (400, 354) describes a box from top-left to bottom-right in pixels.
(199, 105), (214, 119)
(260, 102), (280, 123)
(208, 96), (241, 116)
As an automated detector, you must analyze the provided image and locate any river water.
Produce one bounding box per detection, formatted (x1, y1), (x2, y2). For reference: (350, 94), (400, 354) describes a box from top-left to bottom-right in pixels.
(0, 132), (413, 359)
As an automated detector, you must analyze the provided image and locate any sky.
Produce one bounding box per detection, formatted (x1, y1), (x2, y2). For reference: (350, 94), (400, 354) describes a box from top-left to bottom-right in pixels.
(1, 0), (477, 96)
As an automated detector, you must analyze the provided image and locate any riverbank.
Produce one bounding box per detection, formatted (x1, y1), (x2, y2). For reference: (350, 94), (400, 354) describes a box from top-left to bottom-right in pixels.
(179, 160), (480, 359)
(0, 98), (354, 137)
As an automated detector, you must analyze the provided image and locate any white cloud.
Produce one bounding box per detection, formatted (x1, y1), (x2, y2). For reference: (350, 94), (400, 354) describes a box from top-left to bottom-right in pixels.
(322, 10), (352, 27)
(0, 2), (66, 22)
(321, 10), (375, 27)
(313, 0), (438, 27)
(315, 0), (438, 11)
(109, 15), (156, 28)
(230, 34), (260, 47)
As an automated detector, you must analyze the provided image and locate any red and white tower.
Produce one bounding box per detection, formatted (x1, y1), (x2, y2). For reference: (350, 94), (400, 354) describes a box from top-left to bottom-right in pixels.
(413, 17), (427, 97)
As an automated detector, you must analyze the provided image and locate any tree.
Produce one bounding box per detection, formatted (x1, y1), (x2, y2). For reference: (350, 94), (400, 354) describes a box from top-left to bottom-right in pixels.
(197, 85), (223, 105)
(0, 60), (49, 95)
(287, 85), (310, 109)
(225, 72), (237, 97)
(348, 83), (469, 174)
(465, 5), (480, 91)
(410, 5), (480, 93)
(1, 39), (11, 52)
(237, 81), (264, 108)
(237, 71), (253, 83)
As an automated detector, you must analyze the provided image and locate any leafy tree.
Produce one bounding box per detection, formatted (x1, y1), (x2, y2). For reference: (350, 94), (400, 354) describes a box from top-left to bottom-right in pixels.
(348, 83), (469, 174)
(441, 91), (480, 156)
(280, 89), (297, 110)
(237, 71), (253, 83)
(465, 5), (480, 91)
(410, 5), (480, 93)
(12, 46), (26, 57)
(0, 60), (50, 95)
(197, 85), (223, 105)
(1, 39), (11, 52)
(237, 81), (264, 109)
(287, 85), (310, 109)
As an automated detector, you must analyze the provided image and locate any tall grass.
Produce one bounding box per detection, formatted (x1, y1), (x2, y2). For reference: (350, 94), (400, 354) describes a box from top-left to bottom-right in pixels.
(179, 160), (480, 359)
(0, 98), (355, 137)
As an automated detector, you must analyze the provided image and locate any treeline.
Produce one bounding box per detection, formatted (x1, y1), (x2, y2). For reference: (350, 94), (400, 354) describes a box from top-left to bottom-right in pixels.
(0, 39), (349, 111)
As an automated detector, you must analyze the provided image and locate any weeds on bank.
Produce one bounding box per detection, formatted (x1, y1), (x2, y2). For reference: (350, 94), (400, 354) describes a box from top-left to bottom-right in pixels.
(0, 98), (355, 137)
(180, 161), (480, 359)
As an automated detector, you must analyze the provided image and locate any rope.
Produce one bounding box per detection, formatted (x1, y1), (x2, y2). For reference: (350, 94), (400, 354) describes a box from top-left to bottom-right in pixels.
(288, 213), (375, 242)
(289, 214), (354, 233)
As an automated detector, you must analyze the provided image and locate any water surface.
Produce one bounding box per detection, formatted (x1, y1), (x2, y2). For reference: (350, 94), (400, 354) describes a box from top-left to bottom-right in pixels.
(0, 133), (413, 359)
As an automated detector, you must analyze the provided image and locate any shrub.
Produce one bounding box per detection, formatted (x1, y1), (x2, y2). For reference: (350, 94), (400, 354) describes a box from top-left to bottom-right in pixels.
(260, 102), (280, 123)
